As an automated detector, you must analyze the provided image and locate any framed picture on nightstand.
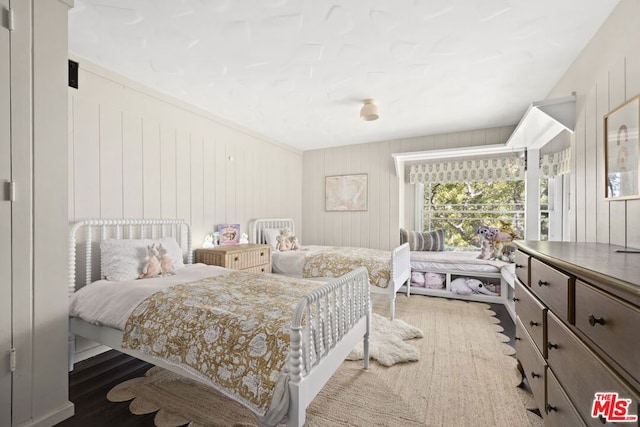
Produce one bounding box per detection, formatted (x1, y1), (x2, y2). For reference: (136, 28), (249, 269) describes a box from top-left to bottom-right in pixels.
(218, 224), (240, 245)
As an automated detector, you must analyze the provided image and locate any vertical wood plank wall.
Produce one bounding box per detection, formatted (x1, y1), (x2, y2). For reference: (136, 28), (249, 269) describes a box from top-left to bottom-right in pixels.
(547, 0), (640, 248)
(68, 59), (303, 245)
(302, 126), (515, 250)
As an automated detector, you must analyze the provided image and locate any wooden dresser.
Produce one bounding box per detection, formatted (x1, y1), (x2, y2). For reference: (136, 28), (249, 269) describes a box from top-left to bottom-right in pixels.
(195, 244), (272, 273)
(514, 241), (640, 426)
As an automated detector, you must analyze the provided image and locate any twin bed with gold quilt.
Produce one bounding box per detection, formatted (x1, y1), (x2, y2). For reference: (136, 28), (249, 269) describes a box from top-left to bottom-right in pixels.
(68, 219), (371, 426)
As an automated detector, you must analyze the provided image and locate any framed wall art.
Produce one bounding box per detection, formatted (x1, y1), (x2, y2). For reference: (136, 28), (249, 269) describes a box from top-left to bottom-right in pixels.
(605, 95), (640, 200)
(217, 224), (241, 245)
(325, 174), (368, 211)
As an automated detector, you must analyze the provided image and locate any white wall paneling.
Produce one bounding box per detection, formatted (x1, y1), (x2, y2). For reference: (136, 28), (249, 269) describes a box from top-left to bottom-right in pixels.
(302, 126), (515, 250)
(68, 58), (303, 247)
(548, 0), (640, 249)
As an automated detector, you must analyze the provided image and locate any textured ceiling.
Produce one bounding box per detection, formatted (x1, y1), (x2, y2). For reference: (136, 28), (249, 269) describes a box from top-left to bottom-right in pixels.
(68, 0), (619, 151)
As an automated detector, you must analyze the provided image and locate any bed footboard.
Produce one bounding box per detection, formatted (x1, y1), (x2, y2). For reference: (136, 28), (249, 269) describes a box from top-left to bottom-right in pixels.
(286, 266), (370, 427)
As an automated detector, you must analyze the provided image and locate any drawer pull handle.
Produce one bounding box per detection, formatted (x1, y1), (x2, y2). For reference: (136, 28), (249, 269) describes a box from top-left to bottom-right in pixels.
(588, 314), (606, 327)
(515, 264), (524, 269)
(537, 280), (548, 287)
(513, 297), (519, 302)
(514, 336), (521, 341)
(530, 371), (541, 378)
(261, 268), (265, 272)
(234, 256), (239, 261)
(529, 321), (539, 327)
(548, 342), (558, 350)
(546, 404), (557, 412)
(260, 252), (264, 256)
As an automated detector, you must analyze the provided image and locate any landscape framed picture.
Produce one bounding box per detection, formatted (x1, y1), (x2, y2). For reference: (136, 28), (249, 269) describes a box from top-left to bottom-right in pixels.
(325, 174), (368, 211)
(604, 95), (640, 200)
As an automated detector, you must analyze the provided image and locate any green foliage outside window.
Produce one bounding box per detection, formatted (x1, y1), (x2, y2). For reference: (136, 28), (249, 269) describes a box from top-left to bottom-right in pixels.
(423, 181), (525, 249)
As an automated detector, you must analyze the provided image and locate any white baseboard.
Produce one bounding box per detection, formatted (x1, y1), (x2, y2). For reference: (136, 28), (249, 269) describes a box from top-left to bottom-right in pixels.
(73, 344), (112, 365)
(16, 401), (74, 427)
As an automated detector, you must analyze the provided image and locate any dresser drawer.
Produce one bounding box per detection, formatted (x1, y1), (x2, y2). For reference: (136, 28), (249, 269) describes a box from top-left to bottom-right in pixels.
(546, 311), (640, 426)
(515, 279), (546, 356)
(514, 250), (530, 286)
(530, 258), (573, 322)
(515, 317), (547, 414)
(575, 280), (640, 385)
(545, 368), (586, 427)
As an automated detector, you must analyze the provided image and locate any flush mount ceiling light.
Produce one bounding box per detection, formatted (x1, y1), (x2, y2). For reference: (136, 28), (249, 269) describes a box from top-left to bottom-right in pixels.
(360, 99), (379, 121)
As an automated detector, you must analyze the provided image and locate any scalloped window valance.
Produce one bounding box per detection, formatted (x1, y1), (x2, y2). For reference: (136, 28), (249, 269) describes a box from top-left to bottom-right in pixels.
(540, 147), (571, 178)
(409, 157), (525, 184)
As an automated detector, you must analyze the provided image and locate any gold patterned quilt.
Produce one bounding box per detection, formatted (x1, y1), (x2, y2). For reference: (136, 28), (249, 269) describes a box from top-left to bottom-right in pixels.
(121, 271), (324, 416)
(302, 247), (391, 288)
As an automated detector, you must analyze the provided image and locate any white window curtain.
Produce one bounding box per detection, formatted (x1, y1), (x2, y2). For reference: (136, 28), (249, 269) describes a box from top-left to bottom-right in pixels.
(409, 157), (525, 184)
(540, 147), (571, 178)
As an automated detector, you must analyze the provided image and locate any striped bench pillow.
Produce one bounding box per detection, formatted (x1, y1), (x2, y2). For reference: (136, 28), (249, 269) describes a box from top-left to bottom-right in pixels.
(400, 229), (445, 251)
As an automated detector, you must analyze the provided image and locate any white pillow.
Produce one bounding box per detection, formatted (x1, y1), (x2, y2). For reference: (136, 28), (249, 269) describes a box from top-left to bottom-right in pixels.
(100, 237), (185, 282)
(263, 228), (281, 250)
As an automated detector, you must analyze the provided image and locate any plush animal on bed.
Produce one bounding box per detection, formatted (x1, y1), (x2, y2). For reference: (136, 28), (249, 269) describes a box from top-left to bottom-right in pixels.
(139, 243), (162, 279)
(450, 277), (498, 296)
(424, 272), (445, 289)
(476, 225), (514, 261)
(157, 243), (175, 276)
(276, 227), (300, 251)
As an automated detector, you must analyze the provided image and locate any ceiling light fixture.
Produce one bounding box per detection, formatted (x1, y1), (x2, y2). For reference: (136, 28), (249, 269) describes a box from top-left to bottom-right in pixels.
(360, 99), (379, 121)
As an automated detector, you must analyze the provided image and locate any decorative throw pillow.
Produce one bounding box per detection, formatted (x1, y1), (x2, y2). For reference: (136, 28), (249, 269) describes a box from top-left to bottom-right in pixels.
(263, 228), (281, 250)
(400, 229), (445, 251)
(100, 237), (185, 282)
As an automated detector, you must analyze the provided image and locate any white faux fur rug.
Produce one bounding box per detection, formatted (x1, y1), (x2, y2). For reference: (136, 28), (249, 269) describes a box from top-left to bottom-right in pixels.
(346, 313), (423, 366)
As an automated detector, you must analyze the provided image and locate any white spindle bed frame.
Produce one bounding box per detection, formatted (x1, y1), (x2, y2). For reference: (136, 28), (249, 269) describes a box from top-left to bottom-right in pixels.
(248, 218), (411, 319)
(68, 218), (371, 427)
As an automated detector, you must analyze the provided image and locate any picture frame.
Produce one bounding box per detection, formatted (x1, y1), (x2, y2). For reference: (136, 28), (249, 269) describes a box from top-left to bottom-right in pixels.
(325, 174), (368, 211)
(605, 95), (640, 200)
(217, 224), (241, 245)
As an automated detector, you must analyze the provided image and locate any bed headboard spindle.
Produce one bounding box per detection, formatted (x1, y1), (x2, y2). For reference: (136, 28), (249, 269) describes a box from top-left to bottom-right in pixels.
(68, 219), (192, 296)
(248, 218), (296, 245)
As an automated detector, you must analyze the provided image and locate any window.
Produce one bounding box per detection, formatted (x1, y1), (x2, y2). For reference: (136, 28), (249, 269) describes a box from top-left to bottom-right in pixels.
(419, 180), (525, 249)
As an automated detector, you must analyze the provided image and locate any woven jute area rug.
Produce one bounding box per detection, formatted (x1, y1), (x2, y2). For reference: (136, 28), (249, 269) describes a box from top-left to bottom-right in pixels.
(108, 295), (542, 427)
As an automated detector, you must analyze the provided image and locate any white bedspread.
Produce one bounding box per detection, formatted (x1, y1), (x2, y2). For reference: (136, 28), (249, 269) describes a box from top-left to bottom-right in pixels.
(69, 264), (231, 330)
(271, 245), (326, 277)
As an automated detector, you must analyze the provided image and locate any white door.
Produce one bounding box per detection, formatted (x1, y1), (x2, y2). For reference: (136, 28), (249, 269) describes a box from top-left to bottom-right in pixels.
(0, 0), (12, 423)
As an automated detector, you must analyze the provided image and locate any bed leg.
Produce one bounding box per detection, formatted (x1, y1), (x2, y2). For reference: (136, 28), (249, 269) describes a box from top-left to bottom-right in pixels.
(287, 383), (305, 427)
(406, 279), (411, 297)
(389, 293), (396, 320)
(364, 309), (370, 370)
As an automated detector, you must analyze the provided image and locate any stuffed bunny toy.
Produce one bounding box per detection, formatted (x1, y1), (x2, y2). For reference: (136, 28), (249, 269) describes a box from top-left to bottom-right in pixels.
(139, 243), (162, 279)
(157, 243), (175, 276)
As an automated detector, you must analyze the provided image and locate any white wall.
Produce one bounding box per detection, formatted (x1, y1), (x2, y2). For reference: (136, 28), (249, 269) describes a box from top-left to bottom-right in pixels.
(68, 58), (303, 246)
(302, 126), (515, 250)
(547, 0), (640, 248)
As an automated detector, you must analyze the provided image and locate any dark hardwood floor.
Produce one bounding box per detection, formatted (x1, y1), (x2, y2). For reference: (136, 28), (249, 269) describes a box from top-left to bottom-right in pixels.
(55, 301), (516, 427)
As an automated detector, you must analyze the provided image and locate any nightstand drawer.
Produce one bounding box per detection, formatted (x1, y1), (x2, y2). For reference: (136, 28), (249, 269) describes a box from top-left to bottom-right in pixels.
(575, 280), (640, 385)
(225, 247), (270, 270)
(195, 244), (271, 272)
(243, 264), (271, 273)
